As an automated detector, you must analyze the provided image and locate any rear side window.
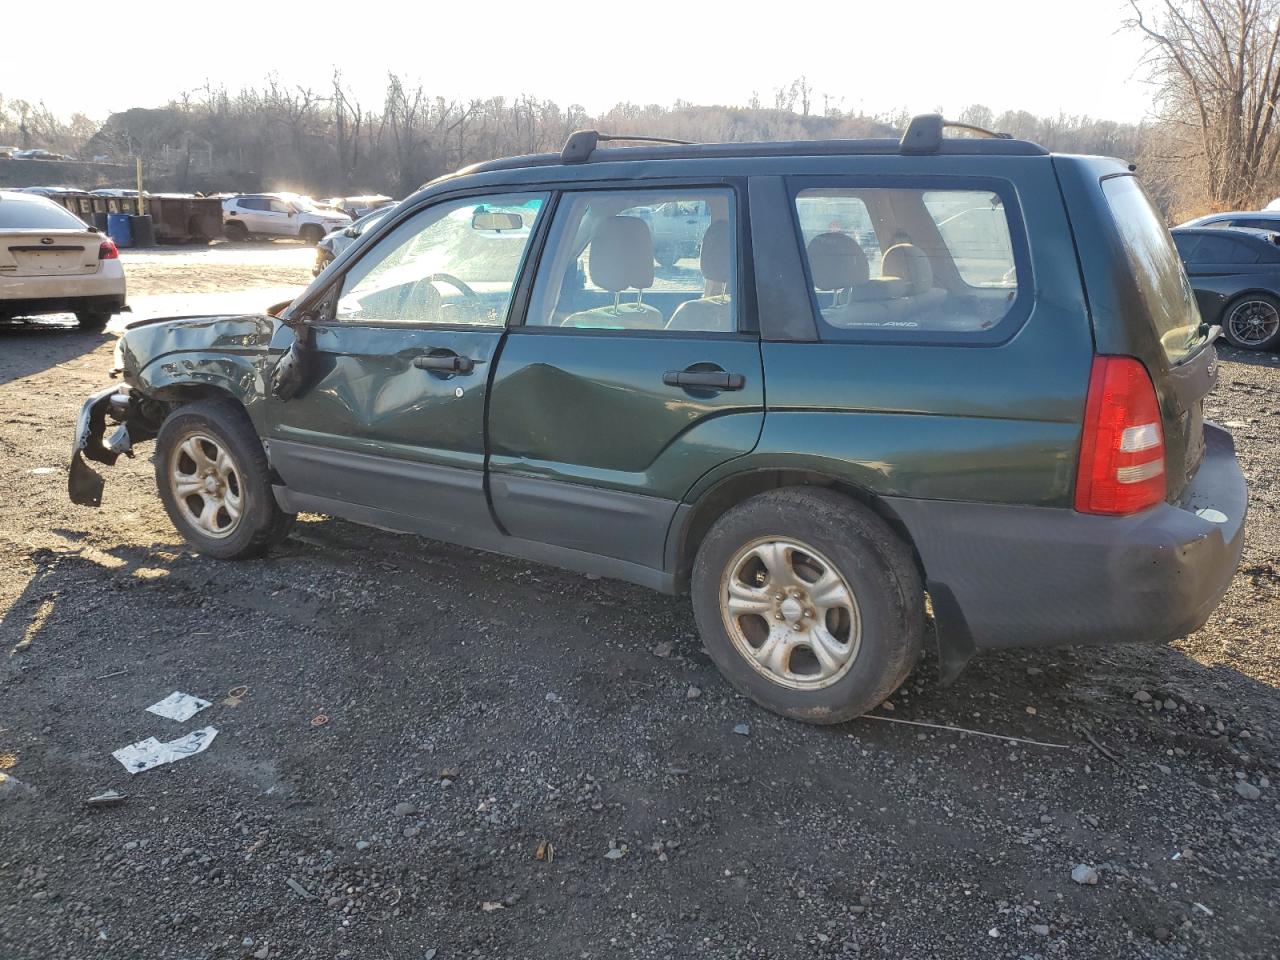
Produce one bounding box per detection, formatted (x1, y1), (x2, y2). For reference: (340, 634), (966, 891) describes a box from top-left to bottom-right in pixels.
(1101, 176), (1203, 364)
(1193, 233), (1259, 264)
(0, 197), (86, 230)
(794, 185), (1021, 338)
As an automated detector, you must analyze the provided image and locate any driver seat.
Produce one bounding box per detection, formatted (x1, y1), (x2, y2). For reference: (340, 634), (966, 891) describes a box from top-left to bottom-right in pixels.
(563, 216), (664, 329)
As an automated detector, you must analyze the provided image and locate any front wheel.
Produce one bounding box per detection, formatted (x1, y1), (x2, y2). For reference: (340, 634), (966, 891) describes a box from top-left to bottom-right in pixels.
(691, 488), (923, 724)
(1222, 293), (1280, 351)
(154, 399), (294, 559)
(299, 224), (324, 246)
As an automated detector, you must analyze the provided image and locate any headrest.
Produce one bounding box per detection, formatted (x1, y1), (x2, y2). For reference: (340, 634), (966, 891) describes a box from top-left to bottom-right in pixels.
(881, 243), (933, 295)
(588, 215), (654, 292)
(700, 220), (731, 284)
(806, 232), (870, 290)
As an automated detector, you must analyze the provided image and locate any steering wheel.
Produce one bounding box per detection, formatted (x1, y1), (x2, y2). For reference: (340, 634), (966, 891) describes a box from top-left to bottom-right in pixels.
(424, 272), (479, 301)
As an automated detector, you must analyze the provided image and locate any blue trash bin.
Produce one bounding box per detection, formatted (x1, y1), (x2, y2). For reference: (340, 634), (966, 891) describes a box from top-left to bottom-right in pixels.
(106, 213), (132, 248)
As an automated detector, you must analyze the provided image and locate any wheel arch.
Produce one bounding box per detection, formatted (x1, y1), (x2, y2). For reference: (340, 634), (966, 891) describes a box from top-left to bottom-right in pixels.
(667, 468), (924, 594)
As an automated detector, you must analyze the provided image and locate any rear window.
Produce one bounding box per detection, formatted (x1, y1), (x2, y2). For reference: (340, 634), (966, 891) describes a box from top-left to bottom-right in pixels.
(1100, 176), (1203, 364)
(0, 197), (86, 230)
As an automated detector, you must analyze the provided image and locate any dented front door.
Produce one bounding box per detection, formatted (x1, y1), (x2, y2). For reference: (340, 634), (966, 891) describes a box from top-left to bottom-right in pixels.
(264, 191), (548, 538)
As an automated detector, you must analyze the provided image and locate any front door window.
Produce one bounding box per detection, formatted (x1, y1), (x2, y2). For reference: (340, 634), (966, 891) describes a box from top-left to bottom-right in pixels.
(336, 193), (547, 327)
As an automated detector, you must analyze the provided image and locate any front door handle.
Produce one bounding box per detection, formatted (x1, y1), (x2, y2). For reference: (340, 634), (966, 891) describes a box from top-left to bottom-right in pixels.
(663, 369), (745, 390)
(414, 354), (475, 374)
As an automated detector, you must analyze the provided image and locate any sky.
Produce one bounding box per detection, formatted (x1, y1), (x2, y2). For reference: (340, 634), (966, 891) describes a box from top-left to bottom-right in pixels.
(1, 0), (1157, 123)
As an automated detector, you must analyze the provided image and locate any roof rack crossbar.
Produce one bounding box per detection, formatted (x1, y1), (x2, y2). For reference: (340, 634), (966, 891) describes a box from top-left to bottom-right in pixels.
(561, 130), (695, 163)
(899, 114), (1012, 156)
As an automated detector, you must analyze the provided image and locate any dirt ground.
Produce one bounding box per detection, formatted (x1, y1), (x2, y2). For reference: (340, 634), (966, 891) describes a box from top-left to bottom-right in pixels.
(1, 243), (1278, 960)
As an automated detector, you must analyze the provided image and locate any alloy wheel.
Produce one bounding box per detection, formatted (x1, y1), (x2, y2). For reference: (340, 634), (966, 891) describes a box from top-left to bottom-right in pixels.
(719, 537), (862, 690)
(1227, 298), (1280, 346)
(168, 433), (243, 539)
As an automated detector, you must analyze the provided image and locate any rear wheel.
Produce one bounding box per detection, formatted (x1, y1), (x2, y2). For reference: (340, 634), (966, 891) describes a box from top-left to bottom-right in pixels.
(75, 310), (111, 330)
(154, 399), (294, 559)
(1222, 293), (1280, 350)
(224, 220), (249, 242)
(691, 488), (923, 724)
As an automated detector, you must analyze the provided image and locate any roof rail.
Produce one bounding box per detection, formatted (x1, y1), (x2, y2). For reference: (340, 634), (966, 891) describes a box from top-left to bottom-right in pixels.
(899, 114), (1012, 155)
(561, 131), (695, 163)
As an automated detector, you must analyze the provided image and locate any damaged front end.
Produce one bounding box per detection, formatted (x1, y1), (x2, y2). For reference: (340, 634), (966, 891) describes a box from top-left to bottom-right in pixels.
(69, 384), (165, 507)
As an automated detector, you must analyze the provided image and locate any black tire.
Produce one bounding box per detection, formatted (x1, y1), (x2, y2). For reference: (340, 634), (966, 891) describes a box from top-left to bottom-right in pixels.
(75, 311), (111, 331)
(1221, 292), (1280, 351)
(691, 488), (924, 724)
(224, 220), (249, 242)
(654, 245), (677, 268)
(299, 224), (324, 246)
(154, 399), (295, 559)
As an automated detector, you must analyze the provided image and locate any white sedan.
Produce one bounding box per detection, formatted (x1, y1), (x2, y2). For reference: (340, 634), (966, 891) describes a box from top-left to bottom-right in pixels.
(0, 190), (126, 329)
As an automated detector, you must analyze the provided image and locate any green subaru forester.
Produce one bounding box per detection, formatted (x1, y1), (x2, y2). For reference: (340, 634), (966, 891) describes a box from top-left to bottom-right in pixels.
(71, 116), (1247, 724)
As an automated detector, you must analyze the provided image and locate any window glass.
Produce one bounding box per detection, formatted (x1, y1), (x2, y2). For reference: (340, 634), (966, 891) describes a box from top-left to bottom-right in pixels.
(1172, 233), (1200, 260)
(1193, 234), (1243, 263)
(794, 186), (1018, 336)
(336, 192), (546, 326)
(0, 196), (86, 230)
(923, 191), (1017, 286)
(1100, 175), (1203, 364)
(268, 199), (292, 214)
(526, 188), (736, 332)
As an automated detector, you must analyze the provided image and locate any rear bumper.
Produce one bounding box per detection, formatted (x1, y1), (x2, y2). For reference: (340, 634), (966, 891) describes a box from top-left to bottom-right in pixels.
(887, 422), (1247, 650)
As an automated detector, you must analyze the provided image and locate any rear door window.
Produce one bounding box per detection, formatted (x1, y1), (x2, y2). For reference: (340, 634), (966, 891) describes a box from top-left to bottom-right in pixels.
(793, 184), (1021, 339)
(525, 188), (737, 333)
(1100, 175), (1203, 364)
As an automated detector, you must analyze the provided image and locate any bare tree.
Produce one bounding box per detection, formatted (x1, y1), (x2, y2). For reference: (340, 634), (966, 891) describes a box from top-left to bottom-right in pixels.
(1127, 0), (1280, 209)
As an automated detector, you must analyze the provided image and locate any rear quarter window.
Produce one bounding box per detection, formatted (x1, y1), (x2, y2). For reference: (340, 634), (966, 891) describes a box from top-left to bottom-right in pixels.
(1100, 176), (1203, 365)
(792, 182), (1024, 342)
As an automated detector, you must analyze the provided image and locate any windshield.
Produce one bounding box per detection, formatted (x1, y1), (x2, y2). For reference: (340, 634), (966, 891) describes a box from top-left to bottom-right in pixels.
(1101, 176), (1204, 364)
(0, 197), (86, 230)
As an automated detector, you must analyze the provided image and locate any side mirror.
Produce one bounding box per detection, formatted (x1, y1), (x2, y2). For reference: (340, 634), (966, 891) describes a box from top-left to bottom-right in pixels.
(473, 211), (522, 231)
(342, 226), (358, 238)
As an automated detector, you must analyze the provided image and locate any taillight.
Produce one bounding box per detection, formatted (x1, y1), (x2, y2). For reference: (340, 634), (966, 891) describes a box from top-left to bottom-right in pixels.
(1074, 355), (1166, 515)
(98, 239), (118, 260)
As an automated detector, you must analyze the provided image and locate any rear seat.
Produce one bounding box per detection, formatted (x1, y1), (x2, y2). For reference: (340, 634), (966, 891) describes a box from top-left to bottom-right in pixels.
(806, 233), (946, 328)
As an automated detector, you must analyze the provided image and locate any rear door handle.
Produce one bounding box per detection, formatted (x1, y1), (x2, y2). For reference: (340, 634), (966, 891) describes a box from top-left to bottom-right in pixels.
(413, 354), (475, 374)
(663, 369), (745, 390)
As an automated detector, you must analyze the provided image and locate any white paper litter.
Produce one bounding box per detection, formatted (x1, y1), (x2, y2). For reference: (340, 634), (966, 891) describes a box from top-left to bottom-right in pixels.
(112, 726), (219, 774)
(146, 691), (211, 722)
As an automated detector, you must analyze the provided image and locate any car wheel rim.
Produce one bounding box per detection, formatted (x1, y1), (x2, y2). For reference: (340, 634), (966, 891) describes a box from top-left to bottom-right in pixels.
(169, 433), (243, 539)
(1227, 299), (1280, 345)
(719, 537), (862, 691)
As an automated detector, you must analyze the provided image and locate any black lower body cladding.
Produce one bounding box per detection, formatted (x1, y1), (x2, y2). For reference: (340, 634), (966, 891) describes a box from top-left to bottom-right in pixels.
(890, 423), (1247, 650)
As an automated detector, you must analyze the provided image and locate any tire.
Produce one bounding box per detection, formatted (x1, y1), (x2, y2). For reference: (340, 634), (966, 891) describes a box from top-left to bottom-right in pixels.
(75, 310), (111, 330)
(1221, 293), (1280, 351)
(224, 220), (249, 242)
(299, 224), (324, 246)
(654, 245), (677, 268)
(154, 399), (295, 560)
(691, 487), (924, 724)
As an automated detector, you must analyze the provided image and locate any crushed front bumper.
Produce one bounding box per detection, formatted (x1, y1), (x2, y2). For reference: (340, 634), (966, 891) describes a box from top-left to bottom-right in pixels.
(69, 384), (136, 507)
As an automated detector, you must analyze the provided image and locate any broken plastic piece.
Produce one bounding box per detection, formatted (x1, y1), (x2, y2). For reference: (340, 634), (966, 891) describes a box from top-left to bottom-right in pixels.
(86, 789), (128, 807)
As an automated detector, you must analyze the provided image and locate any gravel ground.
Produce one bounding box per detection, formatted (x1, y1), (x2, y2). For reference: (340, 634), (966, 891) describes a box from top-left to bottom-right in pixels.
(1, 249), (1278, 959)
